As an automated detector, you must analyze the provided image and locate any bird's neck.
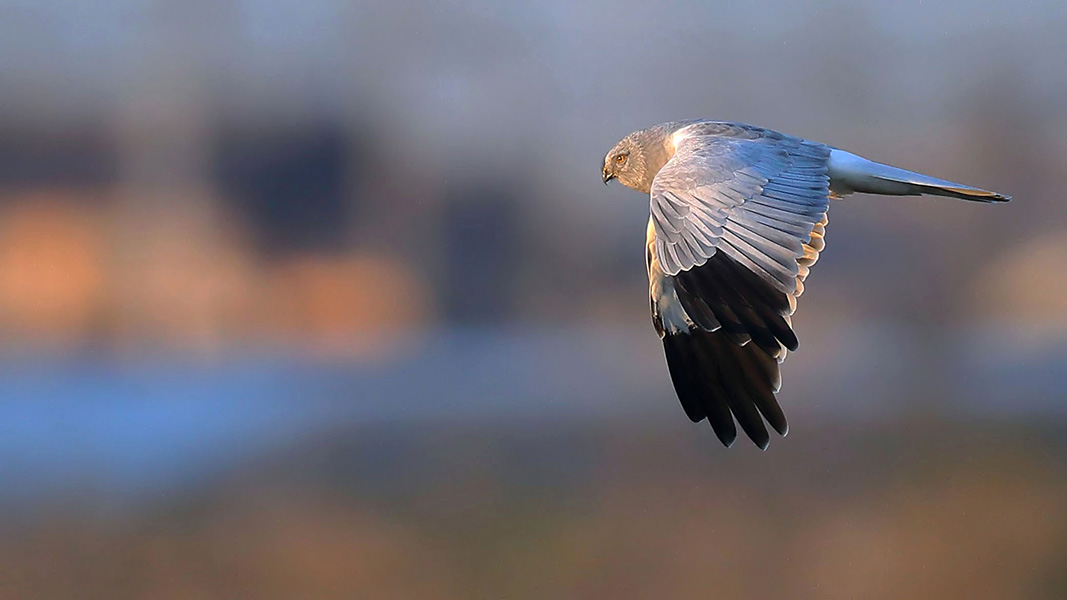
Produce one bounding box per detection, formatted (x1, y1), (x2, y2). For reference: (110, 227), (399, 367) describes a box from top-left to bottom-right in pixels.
(638, 142), (673, 194)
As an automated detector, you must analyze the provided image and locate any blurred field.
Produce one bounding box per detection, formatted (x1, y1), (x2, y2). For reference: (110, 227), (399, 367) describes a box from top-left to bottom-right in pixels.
(4, 421), (1066, 599)
(1, 0), (1066, 598)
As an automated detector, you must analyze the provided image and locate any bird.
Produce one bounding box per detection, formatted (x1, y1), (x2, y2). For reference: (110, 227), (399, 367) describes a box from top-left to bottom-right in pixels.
(601, 120), (1010, 449)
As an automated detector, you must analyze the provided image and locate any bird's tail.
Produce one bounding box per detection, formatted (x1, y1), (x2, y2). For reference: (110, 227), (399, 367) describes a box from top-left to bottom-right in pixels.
(827, 149), (1011, 203)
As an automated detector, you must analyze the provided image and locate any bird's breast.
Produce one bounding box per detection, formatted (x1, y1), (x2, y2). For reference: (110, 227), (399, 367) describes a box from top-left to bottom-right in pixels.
(646, 218), (692, 335)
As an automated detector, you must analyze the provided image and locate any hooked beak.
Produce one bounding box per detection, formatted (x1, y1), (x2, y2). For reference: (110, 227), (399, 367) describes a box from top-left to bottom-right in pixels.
(602, 167), (616, 185)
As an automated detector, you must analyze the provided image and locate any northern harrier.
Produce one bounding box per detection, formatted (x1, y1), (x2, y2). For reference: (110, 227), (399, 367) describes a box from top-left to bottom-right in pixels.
(602, 120), (1009, 448)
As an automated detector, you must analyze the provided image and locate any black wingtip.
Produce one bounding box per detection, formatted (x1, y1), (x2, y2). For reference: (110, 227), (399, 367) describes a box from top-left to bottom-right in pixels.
(662, 329), (788, 450)
(745, 425), (771, 451)
(712, 423), (737, 448)
(780, 330), (800, 353)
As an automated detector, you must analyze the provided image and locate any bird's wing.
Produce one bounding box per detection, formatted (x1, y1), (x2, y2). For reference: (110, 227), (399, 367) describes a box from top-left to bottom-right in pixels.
(648, 125), (831, 448)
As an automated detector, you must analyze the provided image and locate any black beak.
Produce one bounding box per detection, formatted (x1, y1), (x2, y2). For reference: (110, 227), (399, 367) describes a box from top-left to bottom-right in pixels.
(602, 169), (615, 185)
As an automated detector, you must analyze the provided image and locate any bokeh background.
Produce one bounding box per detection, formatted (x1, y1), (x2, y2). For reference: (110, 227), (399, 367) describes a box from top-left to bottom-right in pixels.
(2, 1), (1066, 598)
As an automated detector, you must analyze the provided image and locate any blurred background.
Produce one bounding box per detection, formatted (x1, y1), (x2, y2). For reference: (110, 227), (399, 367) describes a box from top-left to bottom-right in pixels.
(1, 0), (1066, 597)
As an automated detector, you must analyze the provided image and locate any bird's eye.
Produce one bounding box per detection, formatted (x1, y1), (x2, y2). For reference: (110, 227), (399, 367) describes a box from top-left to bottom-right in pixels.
(615, 154), (627, 164)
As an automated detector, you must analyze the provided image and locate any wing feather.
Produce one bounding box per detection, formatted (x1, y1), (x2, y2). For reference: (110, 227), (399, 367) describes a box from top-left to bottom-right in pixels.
(647, 121), (832, 448)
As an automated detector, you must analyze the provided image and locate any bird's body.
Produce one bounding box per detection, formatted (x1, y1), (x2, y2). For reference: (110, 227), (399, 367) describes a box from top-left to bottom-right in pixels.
(602, 120), (1009, 449)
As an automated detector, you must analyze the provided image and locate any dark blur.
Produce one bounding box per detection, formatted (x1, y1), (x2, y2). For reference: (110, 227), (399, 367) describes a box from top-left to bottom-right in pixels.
(2, 1), (1066, 598)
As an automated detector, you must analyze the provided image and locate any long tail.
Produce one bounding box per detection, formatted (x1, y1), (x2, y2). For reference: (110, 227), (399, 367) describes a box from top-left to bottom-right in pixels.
(827, 149), (1011, 203)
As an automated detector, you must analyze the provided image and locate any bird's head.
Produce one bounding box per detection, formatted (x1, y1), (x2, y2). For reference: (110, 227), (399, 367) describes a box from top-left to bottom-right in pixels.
(603, 126), (673, 194)
(602, 134), (647, 191)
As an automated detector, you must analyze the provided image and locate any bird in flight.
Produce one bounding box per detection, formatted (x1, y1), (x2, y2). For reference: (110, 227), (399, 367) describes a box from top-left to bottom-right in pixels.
(602, 120), (1009, 449)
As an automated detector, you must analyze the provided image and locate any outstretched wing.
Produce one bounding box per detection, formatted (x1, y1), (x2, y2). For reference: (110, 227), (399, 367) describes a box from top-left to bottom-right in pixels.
(648, 123), (831, 448)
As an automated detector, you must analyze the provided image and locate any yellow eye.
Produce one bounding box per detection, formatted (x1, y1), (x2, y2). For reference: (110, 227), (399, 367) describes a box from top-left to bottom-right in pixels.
(615, 154), (627, 164)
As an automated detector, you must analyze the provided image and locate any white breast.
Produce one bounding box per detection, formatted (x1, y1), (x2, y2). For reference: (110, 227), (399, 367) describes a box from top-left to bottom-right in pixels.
(646, 218), (693, 334)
